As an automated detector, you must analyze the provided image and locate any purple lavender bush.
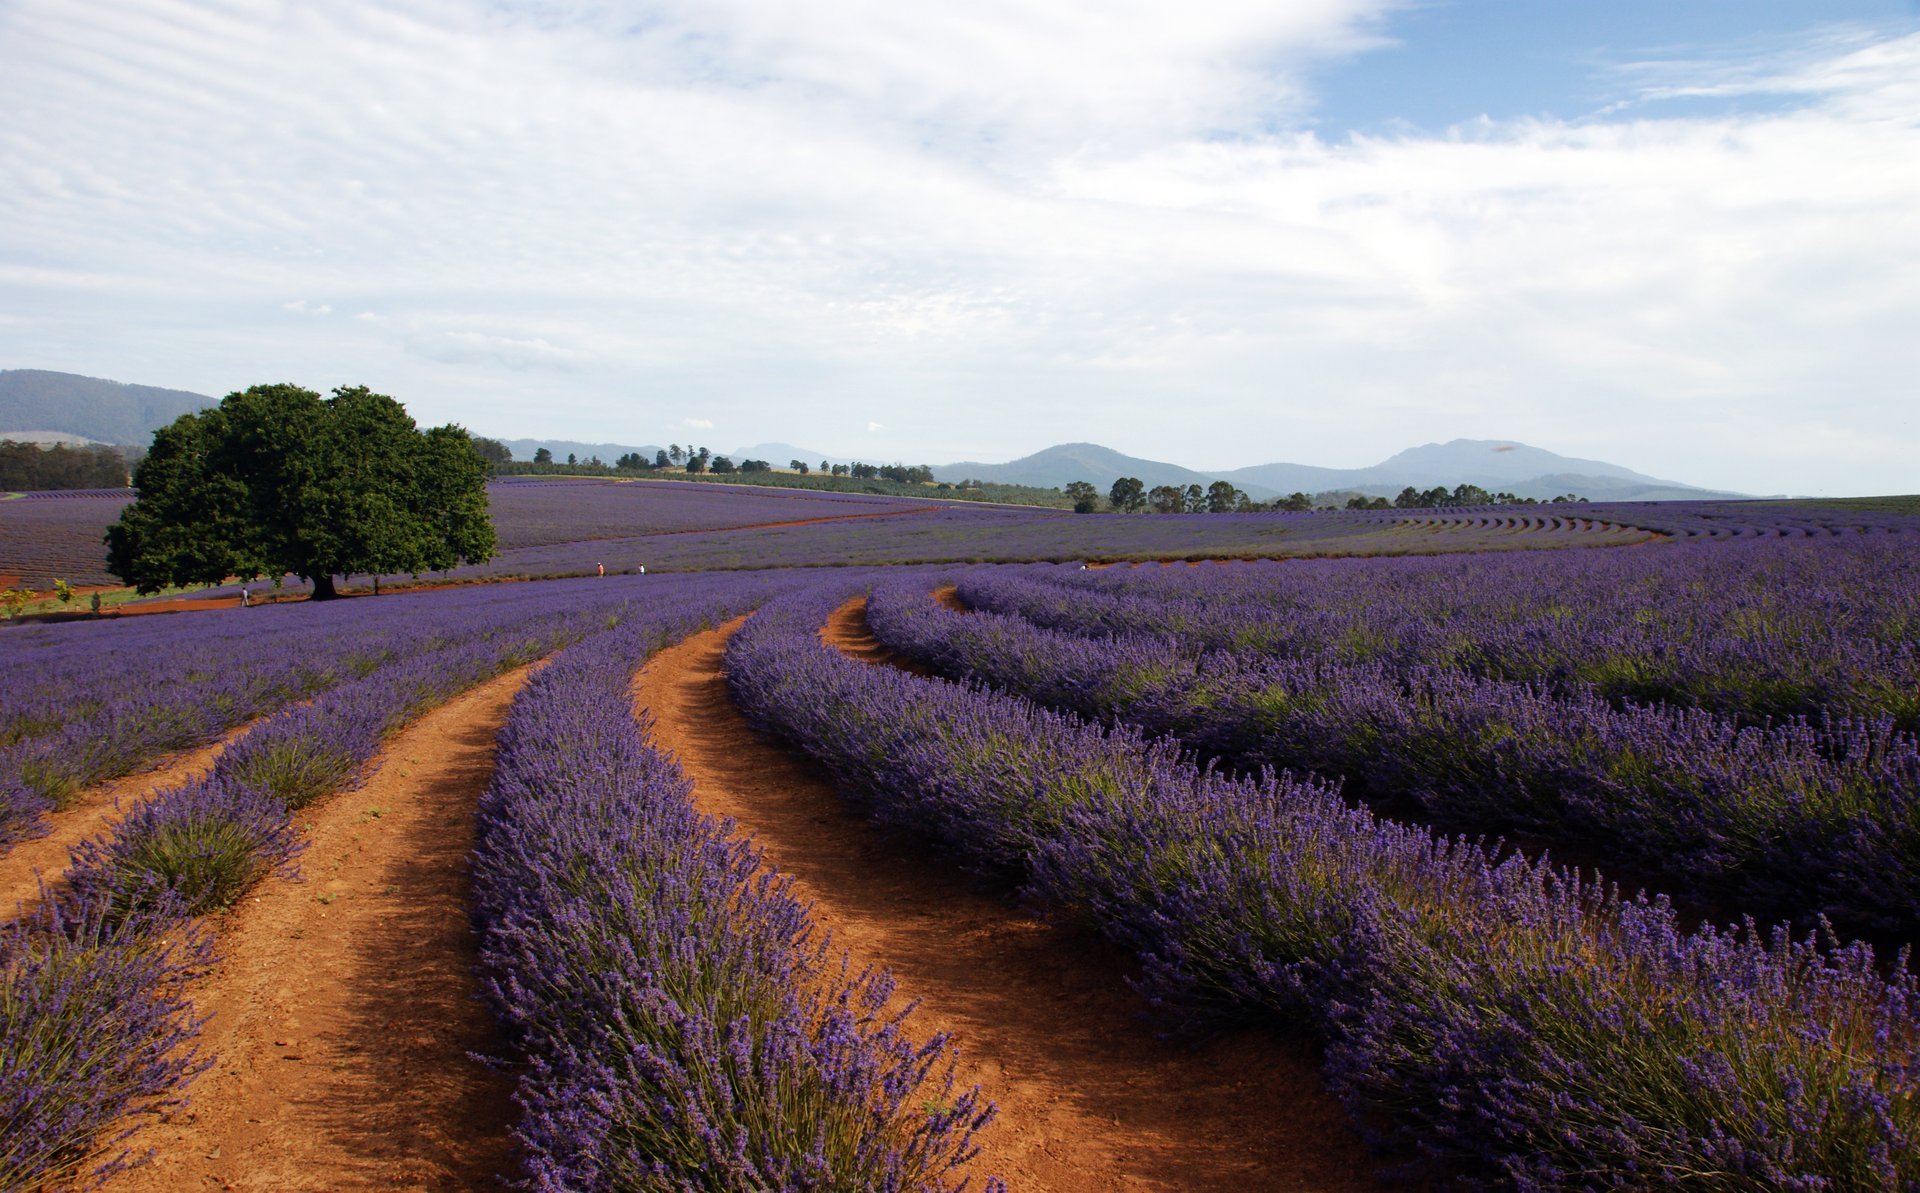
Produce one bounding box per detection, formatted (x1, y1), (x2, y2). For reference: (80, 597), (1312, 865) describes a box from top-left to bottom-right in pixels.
(472, 576), (997, 1190)
(955, 534), (1920, 729)
(0, 893), (213, 1190)
(0, 575), (701, 1191)
(728, 584), (1920, 1189)
(0, 579), (632, 855)
(866, 579), (1920, 942)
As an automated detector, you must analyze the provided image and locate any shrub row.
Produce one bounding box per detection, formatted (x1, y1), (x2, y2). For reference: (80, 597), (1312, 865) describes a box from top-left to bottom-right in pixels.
(956, 536), (1920, 730)
(470, 574), (997, 1190)
(0, 582), (618, 854)
(868, 580), (1920, 942)
(729, 584), (1920, 1190)
(1, 578), (643, 1188)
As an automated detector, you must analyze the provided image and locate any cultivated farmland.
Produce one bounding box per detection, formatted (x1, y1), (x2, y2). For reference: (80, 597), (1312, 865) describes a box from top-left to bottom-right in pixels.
(2, 478), (1917, 1191)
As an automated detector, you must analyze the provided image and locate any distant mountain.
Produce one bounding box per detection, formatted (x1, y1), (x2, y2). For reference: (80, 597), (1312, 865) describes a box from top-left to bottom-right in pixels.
(935, 439), (1744, 503)
(731, 442), (851, 468)
(497, 437), (664, 465)
(935, 443), (1252, 495)
(0, 370), (216, 445)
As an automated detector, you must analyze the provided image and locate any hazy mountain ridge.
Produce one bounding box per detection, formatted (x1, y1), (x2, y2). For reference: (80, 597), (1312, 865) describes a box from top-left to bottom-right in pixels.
(935, 440), (1745, 502)
(0, 370), (217, 444)
(6, 372), (1742, 501)
(498, 437), (665, 464)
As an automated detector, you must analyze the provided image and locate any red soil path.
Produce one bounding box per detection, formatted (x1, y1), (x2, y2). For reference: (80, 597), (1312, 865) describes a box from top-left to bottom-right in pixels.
(101, 667), (530, 1193)
(633, 609), (1388, 1192)
(0, 729), (250, 919)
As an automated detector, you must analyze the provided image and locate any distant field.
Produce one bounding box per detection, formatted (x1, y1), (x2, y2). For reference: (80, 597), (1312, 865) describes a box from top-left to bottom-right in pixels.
(8, 478), (1920, 593)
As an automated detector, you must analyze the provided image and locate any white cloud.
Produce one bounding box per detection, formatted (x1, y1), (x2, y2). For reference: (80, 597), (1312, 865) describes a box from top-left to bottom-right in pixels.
(683, 417), (715, 429)
(0, 3), (1914, 493)
(867, 421), (883, 432)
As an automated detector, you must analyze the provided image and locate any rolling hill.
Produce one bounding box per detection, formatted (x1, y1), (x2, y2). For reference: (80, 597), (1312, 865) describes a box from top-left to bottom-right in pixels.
(935, 440), (1744, 502)
(0, 370), (216, 444)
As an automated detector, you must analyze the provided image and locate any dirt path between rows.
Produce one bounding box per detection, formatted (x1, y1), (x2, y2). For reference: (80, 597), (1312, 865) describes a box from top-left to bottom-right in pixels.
(635, 615), (1387, 1192)
(102, 667), (530, 1193)
(0, 732), (246, 918)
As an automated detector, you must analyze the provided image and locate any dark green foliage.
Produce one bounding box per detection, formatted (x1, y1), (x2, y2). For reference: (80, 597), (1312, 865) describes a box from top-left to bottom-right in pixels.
(1108, 476), (1145, 512)
(105, 384), (496, 598)
(1064, 480), (1100, 513)
(471, 436), (512, 466)
(0, 441), (130, 490)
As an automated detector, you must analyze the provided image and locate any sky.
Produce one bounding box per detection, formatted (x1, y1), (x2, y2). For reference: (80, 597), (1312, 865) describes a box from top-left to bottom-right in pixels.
(2, 1), (1917, 495)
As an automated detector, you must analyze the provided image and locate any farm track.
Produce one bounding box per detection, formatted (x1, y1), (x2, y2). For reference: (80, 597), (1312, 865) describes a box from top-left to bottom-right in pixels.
(100, 666), (530, 1193)
(636, 611), (1387, 1192)
(0, 729), (248, 918)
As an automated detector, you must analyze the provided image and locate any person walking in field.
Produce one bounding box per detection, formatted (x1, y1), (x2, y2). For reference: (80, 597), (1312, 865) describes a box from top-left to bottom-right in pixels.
(597, 562), (604, 577)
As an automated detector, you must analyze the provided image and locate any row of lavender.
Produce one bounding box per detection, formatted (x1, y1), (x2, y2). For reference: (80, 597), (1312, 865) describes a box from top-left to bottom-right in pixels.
(730, 584), (1920, 1189)
(956, 535), (1920, 728)
(868, 577), (1920, 941)
(1, 578), (645, 1190)
(471, 571), (996, 1190)
(0, 589), (573, 852)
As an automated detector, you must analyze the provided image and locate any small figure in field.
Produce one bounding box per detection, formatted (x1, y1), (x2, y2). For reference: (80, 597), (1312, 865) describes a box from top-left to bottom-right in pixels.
(638, 564), (645, 575)
(90, 592), (102, 615)
(597, 562), (605, 577)
(240, 586), (250, 607)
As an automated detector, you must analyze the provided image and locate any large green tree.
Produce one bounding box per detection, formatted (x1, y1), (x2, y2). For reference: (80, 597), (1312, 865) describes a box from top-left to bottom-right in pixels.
(105, 383), (495, 599)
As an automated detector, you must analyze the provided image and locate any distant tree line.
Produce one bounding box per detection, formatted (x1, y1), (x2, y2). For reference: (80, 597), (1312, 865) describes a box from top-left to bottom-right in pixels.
(486, 439), (932, 485)
(1081, 476), (1586, 514)
(1368, 484), (1588, 509)
(0, 440), (135, 490)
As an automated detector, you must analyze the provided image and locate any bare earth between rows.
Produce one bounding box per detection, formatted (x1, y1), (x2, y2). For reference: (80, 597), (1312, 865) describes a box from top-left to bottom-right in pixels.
(100, 666), (531, 1193)
(0, 728), (249, 919)
(634, 606), (1387, 1192)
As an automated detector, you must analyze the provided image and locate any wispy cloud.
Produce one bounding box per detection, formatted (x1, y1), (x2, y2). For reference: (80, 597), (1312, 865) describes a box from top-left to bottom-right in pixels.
(0, 2), (1914, 494)
(683, 417), (715, 429)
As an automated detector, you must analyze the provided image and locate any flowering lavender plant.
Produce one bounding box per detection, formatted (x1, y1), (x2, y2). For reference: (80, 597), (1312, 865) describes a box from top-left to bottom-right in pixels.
(472, 575), (996, 1189)
(0, 892), (213, 1190)
(729, 583), (1920, 1188)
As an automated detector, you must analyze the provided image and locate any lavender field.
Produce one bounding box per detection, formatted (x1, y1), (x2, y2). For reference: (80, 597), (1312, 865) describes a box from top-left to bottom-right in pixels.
(3, 478), (1918, 1190)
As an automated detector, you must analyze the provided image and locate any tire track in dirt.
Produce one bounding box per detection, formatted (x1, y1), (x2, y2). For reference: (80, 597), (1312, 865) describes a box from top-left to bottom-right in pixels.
(635, 614), (1389, 1193)
(101, 666), (531, 1193)
(0, 729), (250, 918)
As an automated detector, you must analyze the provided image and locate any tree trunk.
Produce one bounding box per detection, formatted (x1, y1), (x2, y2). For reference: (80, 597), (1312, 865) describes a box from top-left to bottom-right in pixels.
(310, 574), (339, 601)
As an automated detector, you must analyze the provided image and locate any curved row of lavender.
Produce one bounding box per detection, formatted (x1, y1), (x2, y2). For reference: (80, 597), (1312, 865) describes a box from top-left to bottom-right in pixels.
(470, 571), (998, 1191)
(866, 575), (1920, 942)
(953, 535), (1920, 728)
(0, 584), (599, 854)
(1, 576), (653, 1189)
(728, 583), (1919, 1190)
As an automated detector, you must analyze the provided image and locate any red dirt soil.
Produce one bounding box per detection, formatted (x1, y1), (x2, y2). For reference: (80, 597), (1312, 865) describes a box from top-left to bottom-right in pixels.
(100, 666), (531, 1193)
(633, 610), (1389, 1192)
(0, 730), (249, 919)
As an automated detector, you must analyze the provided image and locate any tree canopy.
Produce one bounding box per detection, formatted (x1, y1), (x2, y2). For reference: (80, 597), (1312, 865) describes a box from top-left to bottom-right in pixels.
(105, 383), (496, 599)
